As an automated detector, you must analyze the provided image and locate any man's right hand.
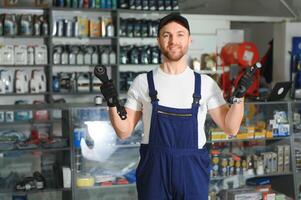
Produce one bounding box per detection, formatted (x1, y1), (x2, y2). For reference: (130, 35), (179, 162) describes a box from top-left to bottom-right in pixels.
(100, 80), (118, 107)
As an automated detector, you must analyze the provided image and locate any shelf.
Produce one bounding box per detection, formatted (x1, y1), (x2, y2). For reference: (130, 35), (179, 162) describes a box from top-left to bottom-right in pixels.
(52, 37), (115, 45)
(0, 6), (49, 10)
(0, 36), (48, 39)
(52, 36), (117, 40)
(53, 64), (116, 67)
(0, 7), (47, 15)
(0, 103), (105, 111)
(207, 136), (291, 143)
(0, 104), (52, 111)
(0, 120), (57, 126)
(119, 64), (158, 72)
(108, 144), (140, 148)
(52, 65), (117, 72)
(0, 92), (49, 96)
(199, 69), (224, 75)
(117, 9), (177, 14)
(0, 147), (70, 153)
(119, 37), (156, 45)
(51, 7), (113, 12)
(210, 171), (293, 181)
(0, 65), (49, 68)
(294, 134), (301, 140)
(51, 102), (103, 108)
(52, 92), (100, 95)
(0, 187), (71, 194)
(119, 36), (157, 39)
(244, 100), (290, 105)
(76, 183), (136, 190)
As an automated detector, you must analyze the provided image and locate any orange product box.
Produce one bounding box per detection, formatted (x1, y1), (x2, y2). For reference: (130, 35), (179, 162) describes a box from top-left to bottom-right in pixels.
(89, 18), (101, 37)
(236, 132), (248, 139)
(266, 130), (273, 138)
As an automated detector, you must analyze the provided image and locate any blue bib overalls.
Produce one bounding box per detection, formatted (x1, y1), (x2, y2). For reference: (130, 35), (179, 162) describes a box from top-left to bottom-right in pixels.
(136, 71), (210, 200)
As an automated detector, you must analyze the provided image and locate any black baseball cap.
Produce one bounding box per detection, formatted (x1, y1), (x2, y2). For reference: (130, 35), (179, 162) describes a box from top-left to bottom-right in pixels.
(157, 13), (190, 36)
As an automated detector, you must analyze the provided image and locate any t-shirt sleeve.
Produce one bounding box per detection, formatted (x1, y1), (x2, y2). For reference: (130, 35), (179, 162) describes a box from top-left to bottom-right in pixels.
(205, 76), (227, 110)
(125, 75), (143, 111)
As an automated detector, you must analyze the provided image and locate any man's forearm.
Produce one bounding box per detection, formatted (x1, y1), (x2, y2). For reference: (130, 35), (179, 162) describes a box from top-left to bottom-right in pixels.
(224, 99), (244, 135)
(108, 106), (143, 140)
(108, 107), (132, 139)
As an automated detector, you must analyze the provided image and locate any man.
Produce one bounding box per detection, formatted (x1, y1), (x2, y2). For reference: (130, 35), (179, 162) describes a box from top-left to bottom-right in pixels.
(100, 13), (252, 200)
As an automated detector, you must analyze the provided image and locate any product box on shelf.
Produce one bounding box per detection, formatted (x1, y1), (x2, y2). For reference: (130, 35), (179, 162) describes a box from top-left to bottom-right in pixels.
(89, 18), (101, 37)
(0, 111), (4, 122)
(5, 110), (14, 122)
(254, 129), (266, 139)
(210, 128), (229, 141)
(15, 69), (29, 93)
(271, 152), (277, 173)
(0, 45), (14, 65)
(262, 192), (276, 200)
(276, 145), (284, 172)
(277, 124), (290, 137)
(0, 69), (14, 93)
(34, 45), (48, 65)
(283, 145), (290, 172)
(30, 70), (46, 93)
(226, 188), (262, 200)
(14, 45), (28, 65)
(77, 16), (89, 37)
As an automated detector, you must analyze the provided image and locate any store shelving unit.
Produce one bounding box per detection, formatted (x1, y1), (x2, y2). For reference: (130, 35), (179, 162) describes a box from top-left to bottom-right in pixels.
(0, 1), (299, 200)
(0, 105), (72, 200)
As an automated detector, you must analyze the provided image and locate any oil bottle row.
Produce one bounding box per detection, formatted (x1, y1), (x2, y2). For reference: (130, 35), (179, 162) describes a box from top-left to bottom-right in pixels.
(53, 45), (116, 65)
(0, 14), (48, 36)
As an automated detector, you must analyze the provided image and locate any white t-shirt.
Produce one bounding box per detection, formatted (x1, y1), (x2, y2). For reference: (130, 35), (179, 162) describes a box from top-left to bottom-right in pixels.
(125, 67), (226, 148)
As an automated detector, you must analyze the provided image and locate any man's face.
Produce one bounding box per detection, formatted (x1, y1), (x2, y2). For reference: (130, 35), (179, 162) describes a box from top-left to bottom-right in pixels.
(157, 21), (191, 62)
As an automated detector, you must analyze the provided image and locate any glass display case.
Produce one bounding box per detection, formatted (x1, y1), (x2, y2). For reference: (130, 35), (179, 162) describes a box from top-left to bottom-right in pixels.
(69, 101), (296, 200)
(0, 101), (298, 200)
(206, 101), (294, 199)
(70, 106), (142, 200)
(0, 105), (71, 200)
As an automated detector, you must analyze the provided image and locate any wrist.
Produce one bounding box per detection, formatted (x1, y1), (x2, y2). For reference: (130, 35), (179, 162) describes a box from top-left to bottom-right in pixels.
(107, 101), (117, 107)
(106, 97), (118, 107)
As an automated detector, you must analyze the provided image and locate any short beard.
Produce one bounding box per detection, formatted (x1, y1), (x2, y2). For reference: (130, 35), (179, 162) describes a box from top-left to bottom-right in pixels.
(161, 49), (185, 62)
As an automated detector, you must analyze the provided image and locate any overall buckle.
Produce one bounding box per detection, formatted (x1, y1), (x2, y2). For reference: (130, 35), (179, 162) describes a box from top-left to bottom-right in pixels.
(149, 91), (158, 102)
(193, 94), (201, 105)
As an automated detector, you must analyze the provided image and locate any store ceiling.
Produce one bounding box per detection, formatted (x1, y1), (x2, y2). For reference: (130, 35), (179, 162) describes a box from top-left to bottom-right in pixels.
(179, 0), (301, 19)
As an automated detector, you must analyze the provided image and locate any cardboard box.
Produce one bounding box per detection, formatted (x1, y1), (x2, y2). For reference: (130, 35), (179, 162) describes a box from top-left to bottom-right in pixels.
(34, 45), (48, 65)
(210, 129), (228, 141)
(0, 45), (14, 65)
(236, 132), (248, 139)
(89, 18), (101, 37)
(283, 145), (290, 172)
(228, 189), (262, 200)
(276, 145), (284, 172)
(266, 130), (273, 138)
(271, 152), (277, 173)
(254, 130), (266, 139)
(263, 192), (276, 200)
(14, 45), (27, 65)
(78, 16), (89, 37)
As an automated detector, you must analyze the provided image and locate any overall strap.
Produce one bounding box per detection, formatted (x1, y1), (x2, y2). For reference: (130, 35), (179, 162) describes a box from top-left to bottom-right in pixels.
(192, 72), (202, 106)
(147, 71), (159, 103)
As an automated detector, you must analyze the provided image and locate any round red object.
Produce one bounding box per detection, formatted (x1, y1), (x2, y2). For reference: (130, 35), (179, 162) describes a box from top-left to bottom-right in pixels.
(220, 42), (259, 67)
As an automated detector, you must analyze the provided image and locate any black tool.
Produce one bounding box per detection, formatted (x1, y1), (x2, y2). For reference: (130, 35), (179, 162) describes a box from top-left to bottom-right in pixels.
(229, 62), (262, 104)
(94, 65), (127, 120)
